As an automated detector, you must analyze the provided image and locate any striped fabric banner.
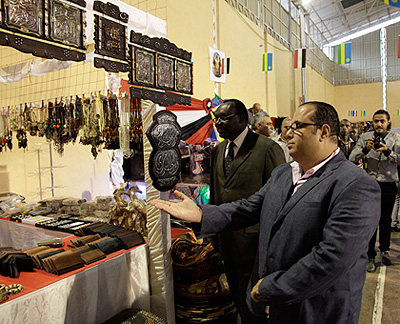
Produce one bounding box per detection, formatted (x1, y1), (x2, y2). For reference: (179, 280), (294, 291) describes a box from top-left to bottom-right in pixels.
(380, 0), (400, 8)
(338, 43), (351, 64)
(294, 48), (306, 68)
(263, 53), (273, 71)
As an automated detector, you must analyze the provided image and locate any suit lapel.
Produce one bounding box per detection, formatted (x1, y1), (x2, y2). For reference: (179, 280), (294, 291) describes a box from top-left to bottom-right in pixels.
(225, 131), (258, 182)
(273, 154), (344, 225)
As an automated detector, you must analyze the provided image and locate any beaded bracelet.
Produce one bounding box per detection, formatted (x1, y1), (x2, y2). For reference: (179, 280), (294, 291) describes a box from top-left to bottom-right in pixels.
(0, 284), (7, 303)
(5, 284), (24, 295)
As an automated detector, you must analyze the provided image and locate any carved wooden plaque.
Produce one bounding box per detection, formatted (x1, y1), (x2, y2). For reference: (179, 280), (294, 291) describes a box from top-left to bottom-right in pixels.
(3, 0), (44, 37)
(146, 111), (182, 191)
(94, 15), (126, 61)
(156, 54), (174, 90)
(175, 60), (193, 94)
(93, 1), (128, 23)
(50, 0), (83, 48)
(130, 87), (191, 107)
(130, 46), (155, 87)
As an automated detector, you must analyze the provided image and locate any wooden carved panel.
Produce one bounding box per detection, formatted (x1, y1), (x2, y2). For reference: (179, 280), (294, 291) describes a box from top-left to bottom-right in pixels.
(94, 57), (130, 73)
(93, 1), (128, 23)
(94, 15), (126, 61)
(3, 0), (44, 37)
(130, 46), (155, 87)
(130, 31), (192, 62)
(175, 60), (193, 94)
(0, 31), (86, 61)
(130, 87), (191, 107)
(146, 111), (181, 191)
(156, 54), (174, 90)
(64, 0), (86, 7)
(50, 0), (83, 48)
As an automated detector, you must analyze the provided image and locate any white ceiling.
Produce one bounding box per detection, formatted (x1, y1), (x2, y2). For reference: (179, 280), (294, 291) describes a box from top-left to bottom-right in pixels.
(303, 0), (400, 45)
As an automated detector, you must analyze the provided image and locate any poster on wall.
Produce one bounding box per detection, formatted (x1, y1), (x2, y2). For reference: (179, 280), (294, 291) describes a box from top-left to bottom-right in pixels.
(208, 46), (226, 83)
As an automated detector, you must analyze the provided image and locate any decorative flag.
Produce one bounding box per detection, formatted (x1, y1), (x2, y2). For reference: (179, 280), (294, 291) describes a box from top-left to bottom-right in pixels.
(294, 48), (306, 69)
(361, 110), (366, 117)
(338, 43), (352, 64)
(380, 0), (400, 8)
(209, 46), (226, 83)
(263, 53), (273, 71)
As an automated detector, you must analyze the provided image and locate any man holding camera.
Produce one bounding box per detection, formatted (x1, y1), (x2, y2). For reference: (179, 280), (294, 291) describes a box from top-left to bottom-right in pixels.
(350, 109), (400, 272)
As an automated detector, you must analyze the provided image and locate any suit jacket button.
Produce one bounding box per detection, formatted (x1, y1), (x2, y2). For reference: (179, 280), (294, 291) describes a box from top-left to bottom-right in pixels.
(224, 188), (229, 192)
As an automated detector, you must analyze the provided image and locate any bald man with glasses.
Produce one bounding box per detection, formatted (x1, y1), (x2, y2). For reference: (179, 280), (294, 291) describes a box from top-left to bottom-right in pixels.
(152, 101), (380, 324)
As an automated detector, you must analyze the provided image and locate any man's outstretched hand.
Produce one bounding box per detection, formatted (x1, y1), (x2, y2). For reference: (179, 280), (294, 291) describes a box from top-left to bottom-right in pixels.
(150, 191), (202, 223)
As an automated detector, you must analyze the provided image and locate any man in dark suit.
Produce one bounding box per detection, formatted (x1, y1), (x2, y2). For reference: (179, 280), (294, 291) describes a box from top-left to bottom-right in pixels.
(151, 101), (380, 324)
(338, 118), (356, 159)
(210, 99), (285, 323)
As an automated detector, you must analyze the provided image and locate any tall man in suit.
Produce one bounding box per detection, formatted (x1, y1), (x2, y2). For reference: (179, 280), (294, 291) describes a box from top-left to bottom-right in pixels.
(210, 99), (285, 323)
(151, 101), (380, 324)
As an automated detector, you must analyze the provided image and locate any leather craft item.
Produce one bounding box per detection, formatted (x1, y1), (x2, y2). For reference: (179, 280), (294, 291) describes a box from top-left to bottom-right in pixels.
(24, 245), (52, 256)
(44, 250), (84, 275)
(80, 248), (106, 264)
(29, 247), (58, 269)
(69, 234), (102, 247)
(91, 237), (124, 255)
(111, 230), (145, 249)
(37, 249), (66, 270)
(0, 251), (33, 278)
(0, 284), (7, 303)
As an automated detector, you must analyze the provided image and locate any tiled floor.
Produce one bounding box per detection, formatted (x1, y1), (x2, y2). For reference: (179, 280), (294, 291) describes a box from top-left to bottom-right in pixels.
(359, 231), (400, 324)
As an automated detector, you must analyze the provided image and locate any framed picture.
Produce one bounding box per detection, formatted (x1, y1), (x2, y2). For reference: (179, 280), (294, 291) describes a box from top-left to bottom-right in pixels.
(3, 0), (44, 37)
(49, 0), (83, 48)
(156, 54), (174, 90)
(129, 46), (155, 87)
(94, 15), (126, 60)
(175, 60), (193, 94)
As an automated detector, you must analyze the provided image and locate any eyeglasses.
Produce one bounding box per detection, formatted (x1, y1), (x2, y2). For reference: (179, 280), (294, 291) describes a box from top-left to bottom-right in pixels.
(285, 121), (322, 133)
(212, 113), (238, 123)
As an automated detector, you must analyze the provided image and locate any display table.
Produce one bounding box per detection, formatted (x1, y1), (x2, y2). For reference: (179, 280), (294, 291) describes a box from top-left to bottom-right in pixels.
(0, 219), (150, 324)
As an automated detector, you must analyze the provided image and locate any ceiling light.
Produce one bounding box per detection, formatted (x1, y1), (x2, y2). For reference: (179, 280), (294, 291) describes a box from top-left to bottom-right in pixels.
(325, 15), (400, 47)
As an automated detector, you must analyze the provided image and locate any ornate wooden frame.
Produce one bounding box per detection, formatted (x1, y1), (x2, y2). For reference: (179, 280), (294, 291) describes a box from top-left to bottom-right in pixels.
(175, 60), (193, 94)
(130, 31), (192, 62)
(156, 53), (175, 91)
(129, 46), (155, 87)
(93, 1), (128, 23)
(94, 14), (126, 61)
(49, 0), (85, 48)
(130, 87), (191, 107)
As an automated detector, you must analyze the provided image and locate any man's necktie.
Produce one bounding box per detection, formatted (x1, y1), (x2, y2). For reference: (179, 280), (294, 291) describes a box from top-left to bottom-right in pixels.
(224, 142), (235, 176)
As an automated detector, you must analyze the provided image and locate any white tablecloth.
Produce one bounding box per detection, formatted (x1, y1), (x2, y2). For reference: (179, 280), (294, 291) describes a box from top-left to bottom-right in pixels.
(0, 220), (151, 324)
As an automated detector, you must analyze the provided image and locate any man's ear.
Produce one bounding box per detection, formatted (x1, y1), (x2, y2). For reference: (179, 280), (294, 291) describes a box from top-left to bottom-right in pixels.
(320, 124), (331, 140)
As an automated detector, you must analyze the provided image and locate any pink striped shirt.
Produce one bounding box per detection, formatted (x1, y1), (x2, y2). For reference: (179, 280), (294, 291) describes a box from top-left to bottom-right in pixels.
(290, 148), (340, 195)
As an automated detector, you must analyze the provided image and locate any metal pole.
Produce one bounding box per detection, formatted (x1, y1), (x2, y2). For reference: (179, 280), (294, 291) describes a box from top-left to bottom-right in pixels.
(37, 149), (43, 200)
(49, 142), (55, 197)
(300, 7), (307, 104)
(380, 27), (387, 110)
(213, 0), (220, 97)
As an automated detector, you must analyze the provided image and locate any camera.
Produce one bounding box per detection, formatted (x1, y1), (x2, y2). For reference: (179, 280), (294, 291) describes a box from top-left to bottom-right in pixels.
(373, 135), (384, 149)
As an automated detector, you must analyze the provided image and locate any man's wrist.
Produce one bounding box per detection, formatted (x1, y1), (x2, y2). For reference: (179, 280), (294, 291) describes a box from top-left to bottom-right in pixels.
(362, 147), (370, 155)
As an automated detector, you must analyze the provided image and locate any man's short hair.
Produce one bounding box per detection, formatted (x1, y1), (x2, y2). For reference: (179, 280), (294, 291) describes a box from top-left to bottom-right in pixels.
(340, 118), (350, 124)
(253, 112), (270, 129)
(224, 99), (249, 123)
(300, 101), (340, 141)
(373, 109), (391, 130)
